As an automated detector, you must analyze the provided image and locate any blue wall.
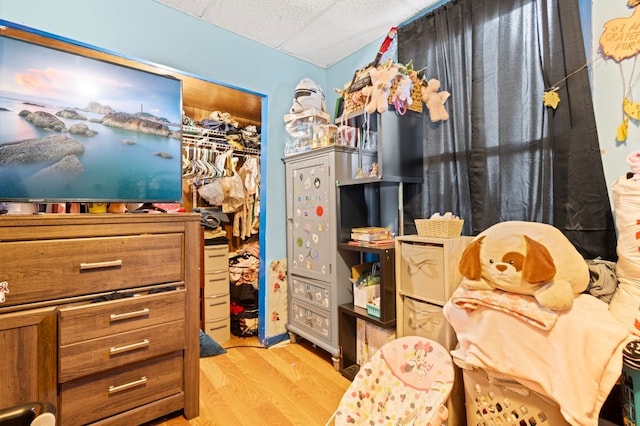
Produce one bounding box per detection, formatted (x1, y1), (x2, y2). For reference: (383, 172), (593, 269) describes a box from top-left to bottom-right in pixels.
(0, 0), (328, 270)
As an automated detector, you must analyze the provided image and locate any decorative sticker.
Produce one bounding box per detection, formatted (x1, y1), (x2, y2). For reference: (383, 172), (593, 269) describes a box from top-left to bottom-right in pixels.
(296, 237), (303, 247)
(312, 233), (319, 244)
(316, 205), (324, 217)
(317, 223), (324, 232)
(305, 240), (311, 249)
(0, 281), (8, 303)
(314, 177), (321, 188)
(304, 177), (311, 189)
(298, 254), (304, 262)
(296, 208), (301, 217)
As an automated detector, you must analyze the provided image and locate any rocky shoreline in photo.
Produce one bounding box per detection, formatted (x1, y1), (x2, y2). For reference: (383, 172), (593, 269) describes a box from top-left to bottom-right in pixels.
(0, 134), (85, 175)
(0, 101), (177, 177)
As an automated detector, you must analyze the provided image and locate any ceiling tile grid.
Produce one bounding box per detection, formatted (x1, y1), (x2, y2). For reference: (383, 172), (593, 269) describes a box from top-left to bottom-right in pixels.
(154, 0), (441, 67)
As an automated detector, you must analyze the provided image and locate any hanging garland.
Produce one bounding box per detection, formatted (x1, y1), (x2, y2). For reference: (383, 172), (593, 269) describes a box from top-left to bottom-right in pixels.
(598, 6), (640, 142)
(542, 62), (592, 109)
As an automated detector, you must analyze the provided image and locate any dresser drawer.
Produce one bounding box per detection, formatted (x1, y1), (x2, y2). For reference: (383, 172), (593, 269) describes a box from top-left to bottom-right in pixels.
(59, 319), (184, 382)
(290, 299), (331, 341)
(59, 290), (185, 345)
(398, 242), (446, 303)
(291, 276), (330, 311)
(59, 352), (183, 426)
(203, 293), (229, 322)
(0, 233), (183, 306)
(204, 244), (229, 273)
(204, 270), (229, 296)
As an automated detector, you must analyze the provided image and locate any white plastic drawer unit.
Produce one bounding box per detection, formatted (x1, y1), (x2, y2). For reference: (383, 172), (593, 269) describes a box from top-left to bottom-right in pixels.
(204, 244), (229, 273)
(398, 241), (446, 304)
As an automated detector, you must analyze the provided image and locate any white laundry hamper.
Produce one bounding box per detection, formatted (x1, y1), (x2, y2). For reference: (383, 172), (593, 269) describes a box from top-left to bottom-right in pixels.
(456, 359), (569, 426)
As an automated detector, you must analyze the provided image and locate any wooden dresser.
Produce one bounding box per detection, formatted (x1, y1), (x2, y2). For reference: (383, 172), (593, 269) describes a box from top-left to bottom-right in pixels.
(0, 213), (201, 425)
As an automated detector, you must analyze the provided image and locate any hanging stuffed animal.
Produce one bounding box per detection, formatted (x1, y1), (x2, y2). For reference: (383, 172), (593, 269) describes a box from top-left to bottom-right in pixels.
(391, 73), (413, 114)
(362, 63), (399, 114)
(421, 78), (450, 122)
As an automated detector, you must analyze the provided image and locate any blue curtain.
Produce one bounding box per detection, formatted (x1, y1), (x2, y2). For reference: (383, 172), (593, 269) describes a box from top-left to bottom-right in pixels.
(398, 0), (617, 260)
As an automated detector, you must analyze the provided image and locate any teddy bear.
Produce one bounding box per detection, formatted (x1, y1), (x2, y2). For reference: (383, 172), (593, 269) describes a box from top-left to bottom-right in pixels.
(421, 78), (450, 122)
(362, 63), (399, 114)
(458, 221), (590, 310)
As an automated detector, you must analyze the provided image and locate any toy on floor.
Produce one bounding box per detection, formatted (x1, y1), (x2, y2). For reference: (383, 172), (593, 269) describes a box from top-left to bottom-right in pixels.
(330, 336), (454, 425)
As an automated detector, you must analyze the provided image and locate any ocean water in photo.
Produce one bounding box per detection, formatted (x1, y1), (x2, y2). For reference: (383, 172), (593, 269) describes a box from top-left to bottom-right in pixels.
(0, 96), (182, 202)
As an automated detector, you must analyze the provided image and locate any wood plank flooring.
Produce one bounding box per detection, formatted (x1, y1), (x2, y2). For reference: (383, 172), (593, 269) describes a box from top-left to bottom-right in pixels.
(147, 336), (350, 426)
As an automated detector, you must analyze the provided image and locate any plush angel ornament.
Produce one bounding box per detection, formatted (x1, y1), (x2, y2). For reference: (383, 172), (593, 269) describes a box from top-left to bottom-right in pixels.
(362, 63), (399, 114)
(421, 78), (450, 122)
(458, 221), (590, 311)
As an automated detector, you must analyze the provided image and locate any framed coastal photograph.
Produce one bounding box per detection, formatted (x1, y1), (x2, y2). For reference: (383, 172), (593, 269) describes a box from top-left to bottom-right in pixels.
(0, 21), (183, 203)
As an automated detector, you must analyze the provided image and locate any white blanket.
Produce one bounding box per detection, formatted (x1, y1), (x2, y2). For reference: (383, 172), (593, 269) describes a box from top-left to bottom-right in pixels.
(444, 294), (632, 426)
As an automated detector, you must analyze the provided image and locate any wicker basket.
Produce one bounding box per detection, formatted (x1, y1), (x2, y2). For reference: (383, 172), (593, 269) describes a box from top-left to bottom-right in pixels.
(388, 70), (424, 113)
(415, 218), (464, 238)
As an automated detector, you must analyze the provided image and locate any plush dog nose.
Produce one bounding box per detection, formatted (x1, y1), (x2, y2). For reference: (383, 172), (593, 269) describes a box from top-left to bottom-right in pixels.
(496, 264), (507, 272)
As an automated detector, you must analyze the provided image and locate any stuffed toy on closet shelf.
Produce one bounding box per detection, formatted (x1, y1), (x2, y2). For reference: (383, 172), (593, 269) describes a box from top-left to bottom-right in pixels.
(362, 63), (399, 114)
(458, 221), (590, 311)
(421, 78), (450, 122)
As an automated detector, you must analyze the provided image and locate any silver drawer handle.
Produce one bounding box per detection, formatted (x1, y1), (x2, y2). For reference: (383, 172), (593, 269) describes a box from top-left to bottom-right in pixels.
(110, 339), (150, 355)
(108, 376), (148, 394)
(110, 308), (150, 322)
(80, 260), (123, 270)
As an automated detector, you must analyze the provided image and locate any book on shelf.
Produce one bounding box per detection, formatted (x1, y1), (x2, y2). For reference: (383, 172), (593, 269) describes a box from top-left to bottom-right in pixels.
(350, 232), (390, 242)
(351, 226), (390, 234)
(350, 227), (391, 242)
(347, 239), (395, 248)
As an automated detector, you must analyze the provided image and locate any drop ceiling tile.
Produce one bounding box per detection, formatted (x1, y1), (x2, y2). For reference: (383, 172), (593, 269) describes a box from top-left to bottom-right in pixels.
(154, 0), (443, 68)
(200, 0), (335, 47)
(155, 0), (212, 18)
(280, 0), (418, 66)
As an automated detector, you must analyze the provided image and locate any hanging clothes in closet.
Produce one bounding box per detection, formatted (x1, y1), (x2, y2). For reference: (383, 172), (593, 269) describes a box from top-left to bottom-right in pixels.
(182, 110), (262, 338)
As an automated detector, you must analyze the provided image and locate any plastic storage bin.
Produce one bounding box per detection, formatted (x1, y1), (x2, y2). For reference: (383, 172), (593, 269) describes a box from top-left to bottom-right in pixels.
(283, 109), (329, 156)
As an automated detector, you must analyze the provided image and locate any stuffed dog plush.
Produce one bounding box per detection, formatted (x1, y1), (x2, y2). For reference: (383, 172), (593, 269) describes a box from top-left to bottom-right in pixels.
(458, 221), (590, 310)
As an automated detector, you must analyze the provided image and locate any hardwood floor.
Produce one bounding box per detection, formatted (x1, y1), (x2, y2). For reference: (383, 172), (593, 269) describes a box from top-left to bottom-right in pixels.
(148, 335), (350, 426)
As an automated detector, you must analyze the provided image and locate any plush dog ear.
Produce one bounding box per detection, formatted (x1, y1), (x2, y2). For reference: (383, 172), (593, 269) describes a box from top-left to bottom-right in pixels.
(522, 235), (556, 283)
(459, 236), (485, 280)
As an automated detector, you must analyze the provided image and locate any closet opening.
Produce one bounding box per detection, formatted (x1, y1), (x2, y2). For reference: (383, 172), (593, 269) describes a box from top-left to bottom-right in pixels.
(178, 75), (266, 347)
